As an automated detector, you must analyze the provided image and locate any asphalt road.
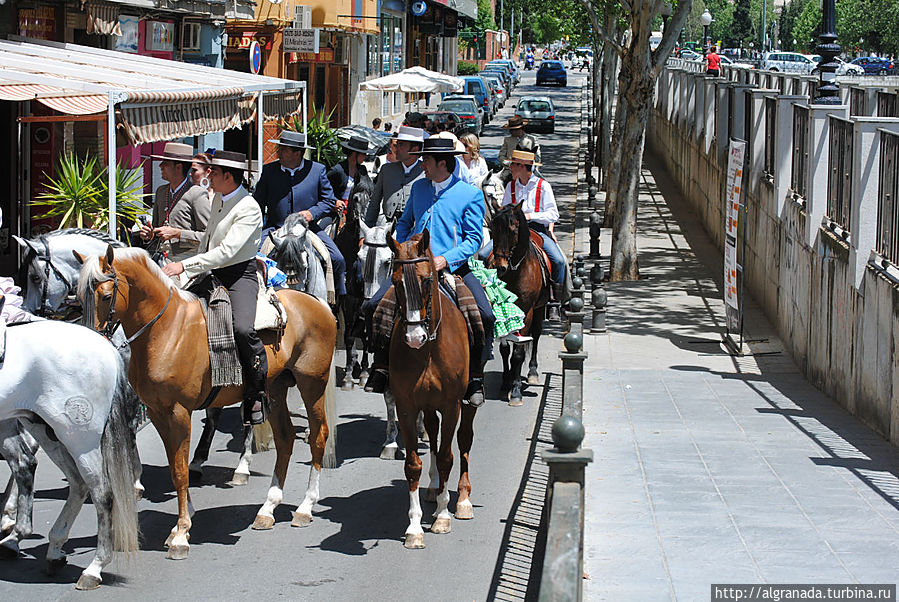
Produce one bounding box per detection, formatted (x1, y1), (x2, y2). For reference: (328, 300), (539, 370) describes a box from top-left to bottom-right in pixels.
(0, 68), (588, 602)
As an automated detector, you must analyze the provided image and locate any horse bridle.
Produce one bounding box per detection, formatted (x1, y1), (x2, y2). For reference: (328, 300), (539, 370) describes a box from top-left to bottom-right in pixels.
(393, 256), (442, 342)
(26, 238), (77, 317)
(94, 266), (173, 349)
(492, 226), (530, 271)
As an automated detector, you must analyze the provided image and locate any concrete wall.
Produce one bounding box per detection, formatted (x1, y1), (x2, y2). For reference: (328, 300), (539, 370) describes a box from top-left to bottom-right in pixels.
(648, 64), (899, 445)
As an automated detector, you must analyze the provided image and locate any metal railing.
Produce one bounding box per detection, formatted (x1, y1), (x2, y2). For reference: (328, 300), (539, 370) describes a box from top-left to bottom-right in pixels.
(827, 116), (855, 232)
(878, 91), (898, 117)
(791, 104), (810, 199)
(764, 96), (777, 179)
(878, 131), (899, 264)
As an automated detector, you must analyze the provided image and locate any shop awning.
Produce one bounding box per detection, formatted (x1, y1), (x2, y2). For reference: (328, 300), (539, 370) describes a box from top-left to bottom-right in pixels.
(0, 36), (304, 144)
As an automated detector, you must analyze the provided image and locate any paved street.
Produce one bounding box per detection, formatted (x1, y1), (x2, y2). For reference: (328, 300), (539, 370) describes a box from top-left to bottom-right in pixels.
(0, 69), (585, 601)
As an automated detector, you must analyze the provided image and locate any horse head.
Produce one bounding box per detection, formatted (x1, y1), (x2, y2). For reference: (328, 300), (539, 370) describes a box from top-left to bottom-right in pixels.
(359, 221), (393, 300)
(267, 213), (310, 287)
(387, 230), (434, 350)
(489, 204), (529, 277)
(480, 172), (504, 218)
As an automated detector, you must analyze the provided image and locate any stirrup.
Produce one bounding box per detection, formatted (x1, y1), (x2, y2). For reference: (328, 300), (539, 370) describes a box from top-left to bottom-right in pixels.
(243, 395), (269, 426)
(500, 331), (533, 343)
(364, 368), (388, 393)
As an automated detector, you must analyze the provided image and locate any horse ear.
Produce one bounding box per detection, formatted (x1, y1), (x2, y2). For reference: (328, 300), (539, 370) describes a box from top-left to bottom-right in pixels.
(73, 250), (88, 265)
(268, 231), (283, 249)
(359, 218), (370, 239)
(386, 235), (399, 255)
(105, 244), (115, 266)
(419, 228), (430, 255)
(13, 235), (38, 255)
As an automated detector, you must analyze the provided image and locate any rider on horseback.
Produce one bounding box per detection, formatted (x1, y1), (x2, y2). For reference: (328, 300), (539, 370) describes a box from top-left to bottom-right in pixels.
(162, 150), (270, 426)
(364, 137), (497, 407)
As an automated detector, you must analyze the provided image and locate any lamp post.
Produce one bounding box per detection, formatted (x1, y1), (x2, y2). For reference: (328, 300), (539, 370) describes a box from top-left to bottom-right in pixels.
(661, 2), (672, 32)
(700, 9), (713, 54)
(812, 0), (841, 104)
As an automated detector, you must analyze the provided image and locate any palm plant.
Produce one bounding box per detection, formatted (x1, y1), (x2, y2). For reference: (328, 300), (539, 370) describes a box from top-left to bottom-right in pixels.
(280, 107), (343, 169)
(33, 152), (148, 237)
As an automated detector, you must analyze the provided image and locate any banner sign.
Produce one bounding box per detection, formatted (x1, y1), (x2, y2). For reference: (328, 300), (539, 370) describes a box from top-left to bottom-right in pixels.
(724, 138), (746, 353)
(283, 28), (319, 53)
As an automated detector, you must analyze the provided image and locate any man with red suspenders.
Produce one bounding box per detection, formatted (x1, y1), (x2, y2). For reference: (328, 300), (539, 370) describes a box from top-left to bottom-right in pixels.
(501, 150), (568, 319)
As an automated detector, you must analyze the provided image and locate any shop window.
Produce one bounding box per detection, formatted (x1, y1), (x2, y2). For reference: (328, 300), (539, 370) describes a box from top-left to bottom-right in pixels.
(182, 23), (201, 52)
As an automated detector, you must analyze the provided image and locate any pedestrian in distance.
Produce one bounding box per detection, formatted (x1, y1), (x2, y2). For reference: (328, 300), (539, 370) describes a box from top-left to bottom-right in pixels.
(383, 121), (393, 133)
(372, 117), (382, 130)
(706, 46), (721, 76)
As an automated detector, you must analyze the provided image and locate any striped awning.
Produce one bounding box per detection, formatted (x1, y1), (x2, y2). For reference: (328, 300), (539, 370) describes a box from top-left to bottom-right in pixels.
(0, 83), (108, 114)
(85, 2), (123, 36)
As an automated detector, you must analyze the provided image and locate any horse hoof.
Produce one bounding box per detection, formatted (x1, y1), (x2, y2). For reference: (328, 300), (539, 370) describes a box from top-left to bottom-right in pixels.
(75, 573), (102, 590)
(229, 472), (249, 486)
(46, 557), (68, 575)
(509, 397), (524, 407)
(423, 488), (438, 503)
(134, 484), (145, 501)
(455, 500), (474, 520)
(359, 370), (369, 383)
(291, 512), (312, 528)
(252, 515), (275, 530)
(341, 379), (354, 391)
(431, 517), (452, 534)
(404, 533), (425, 549)
(188, 463), (203, 478)
(380, 444), (399, 460)
(527, 373), (541, 386)
(166, 544), (190, 560)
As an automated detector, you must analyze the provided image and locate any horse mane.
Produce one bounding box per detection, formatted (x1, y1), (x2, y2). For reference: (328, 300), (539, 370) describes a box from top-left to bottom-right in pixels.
(78, 247), (197, 309)
(46, 228), (126, 247)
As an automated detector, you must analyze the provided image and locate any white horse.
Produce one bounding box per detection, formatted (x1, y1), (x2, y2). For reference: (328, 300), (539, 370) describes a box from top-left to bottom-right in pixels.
(0, 320), (139, 589)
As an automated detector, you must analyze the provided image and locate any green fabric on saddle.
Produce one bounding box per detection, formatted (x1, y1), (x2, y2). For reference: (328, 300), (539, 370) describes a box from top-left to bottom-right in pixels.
(467, 257), (526, 337)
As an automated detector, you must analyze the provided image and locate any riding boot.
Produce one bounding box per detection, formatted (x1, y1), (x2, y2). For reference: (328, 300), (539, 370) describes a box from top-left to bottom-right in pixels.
(548, 283), (563, 321)
(242, 355), (270, 426)
(463, 349), (486, 408)
(364, 346), (389, 393)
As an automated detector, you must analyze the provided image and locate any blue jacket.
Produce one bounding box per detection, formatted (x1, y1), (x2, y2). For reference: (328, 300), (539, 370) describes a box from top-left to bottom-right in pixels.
(254, 159), (336, 230)
(395, 175), (484, 272)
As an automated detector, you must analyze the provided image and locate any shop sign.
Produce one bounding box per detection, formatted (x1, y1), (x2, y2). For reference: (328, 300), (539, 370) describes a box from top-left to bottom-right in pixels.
(114, 15), (139, 53)
(289, 48), (335, 63)
(283, 28), (319, 53)
(227, 32), (273, 51)
(18, 7), (56, 40)
(146, 21), (174, 52)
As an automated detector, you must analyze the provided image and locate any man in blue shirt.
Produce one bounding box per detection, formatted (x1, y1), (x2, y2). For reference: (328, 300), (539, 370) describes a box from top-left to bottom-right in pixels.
(363, 137), (496, 407)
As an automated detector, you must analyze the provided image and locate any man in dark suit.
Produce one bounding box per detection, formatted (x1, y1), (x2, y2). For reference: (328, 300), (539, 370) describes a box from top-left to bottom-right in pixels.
(363, 126), (425, 227)
(254, 131), (346, 298)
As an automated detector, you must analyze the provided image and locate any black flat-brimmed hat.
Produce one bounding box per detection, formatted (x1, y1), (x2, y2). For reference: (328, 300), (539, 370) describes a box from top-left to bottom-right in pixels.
(209, 150), (250, 171)
(268, 131), (315, 150)
(340, 135), (373, 155)
(144, 142), (195, 162)
(408, 137), (465, 156)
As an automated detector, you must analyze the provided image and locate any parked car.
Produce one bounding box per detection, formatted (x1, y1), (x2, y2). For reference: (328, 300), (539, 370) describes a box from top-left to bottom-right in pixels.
(481, 75), (506, 108)
(487, 59), (520, 85)
(461, 75), (494, 122)
(679, 49), (703, 61)
(719, 55), (755, 69)
(438, 95), (484, 136)
(420, 110), (464, 136)
(760, 51), (816, 74)
(807, 55), (865, 76)
(850, 56), (896, 76)
(536, 60), (567, 86)
(480, 66), (513, 91)
(515, 96), (556, 134)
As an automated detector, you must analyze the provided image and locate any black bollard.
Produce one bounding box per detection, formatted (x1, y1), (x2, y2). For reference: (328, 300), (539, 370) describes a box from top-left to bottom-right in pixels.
(559, 332), (587, 418)
(589, 211), (602, 259)
(591, 286), (607, 333)
(566, 296), (585, 339)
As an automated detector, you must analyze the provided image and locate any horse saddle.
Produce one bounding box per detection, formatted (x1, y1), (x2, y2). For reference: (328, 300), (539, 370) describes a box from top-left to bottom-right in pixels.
(529, 230), (552, 287)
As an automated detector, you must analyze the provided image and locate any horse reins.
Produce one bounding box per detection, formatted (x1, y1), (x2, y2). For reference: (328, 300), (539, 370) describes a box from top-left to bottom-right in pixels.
(31, 238), (76, 317)
(95, 267), (173, 349)
(393, 256), (443, 341)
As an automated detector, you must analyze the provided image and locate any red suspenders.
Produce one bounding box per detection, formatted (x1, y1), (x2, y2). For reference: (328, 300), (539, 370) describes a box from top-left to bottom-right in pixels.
(511, 178), (544, 212)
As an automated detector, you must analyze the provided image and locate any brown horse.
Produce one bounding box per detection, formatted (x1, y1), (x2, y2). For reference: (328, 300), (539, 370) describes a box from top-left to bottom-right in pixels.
(488, 203), (550, 406)
(386, 230), (477, 548)
(77, 246), (336, 560)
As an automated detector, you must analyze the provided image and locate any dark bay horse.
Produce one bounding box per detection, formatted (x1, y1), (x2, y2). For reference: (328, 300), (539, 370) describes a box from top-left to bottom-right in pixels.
(387, 230), (477, 548)
(488, 204), (550, 406)
(78, 247), (336, 559)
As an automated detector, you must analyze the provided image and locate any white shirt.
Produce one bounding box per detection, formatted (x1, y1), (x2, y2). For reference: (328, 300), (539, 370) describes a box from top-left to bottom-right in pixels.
(465, 156), (489, 184)
(431, 174), (453, 195)
(502, 173), (559, 226)
(343, 175), (354, 200)
(453, 158), (478, 186)
(281, 161), (304, 177)
(403, 159), (421, 175)
(169, 176), (190, 196)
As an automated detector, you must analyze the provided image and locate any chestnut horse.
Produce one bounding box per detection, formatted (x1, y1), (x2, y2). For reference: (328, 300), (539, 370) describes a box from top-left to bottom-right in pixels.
(77, 247), (336, 560)
(386, 231), (477, 548)
(488, 204), (550, 406)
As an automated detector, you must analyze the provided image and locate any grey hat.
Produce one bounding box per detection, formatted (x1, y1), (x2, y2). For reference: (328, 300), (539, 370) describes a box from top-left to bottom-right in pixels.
(268, 131), (315, 150)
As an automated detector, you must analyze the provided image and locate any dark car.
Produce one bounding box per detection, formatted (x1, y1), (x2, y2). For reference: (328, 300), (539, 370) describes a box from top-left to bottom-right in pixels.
(420, 110), (464, 136)
(536, 60), (567, 86)
(515, 96), (556, 134)
(851, 56), (896, 75)
(438, 96), (484, 136)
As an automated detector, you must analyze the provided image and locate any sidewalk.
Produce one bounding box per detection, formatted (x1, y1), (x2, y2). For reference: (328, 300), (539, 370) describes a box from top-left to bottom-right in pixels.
(573, 155), (899, 600)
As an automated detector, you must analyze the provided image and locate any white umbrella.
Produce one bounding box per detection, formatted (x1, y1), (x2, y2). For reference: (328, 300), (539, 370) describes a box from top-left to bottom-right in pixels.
(359, 66), (464, 94)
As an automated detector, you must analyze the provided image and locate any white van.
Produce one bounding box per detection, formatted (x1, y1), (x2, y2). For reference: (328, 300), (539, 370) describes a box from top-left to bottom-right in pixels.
(760, 52), (816, 74)
(649, 31), (663, 51)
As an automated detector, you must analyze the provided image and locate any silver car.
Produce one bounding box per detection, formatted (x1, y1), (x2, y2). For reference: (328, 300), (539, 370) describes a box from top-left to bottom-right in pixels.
(515, 96), (556, 134)
(481, 75), (507, 108)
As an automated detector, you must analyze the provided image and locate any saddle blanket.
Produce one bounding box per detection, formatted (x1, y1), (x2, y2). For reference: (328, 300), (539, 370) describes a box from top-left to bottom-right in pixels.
(372, 274), (485, 349)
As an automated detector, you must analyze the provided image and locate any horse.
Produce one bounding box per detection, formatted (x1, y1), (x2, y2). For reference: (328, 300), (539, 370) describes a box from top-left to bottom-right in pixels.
(263, 213), (329, 302)
(0, 320), (139, 589)
(78, 246), (336, 559)
(488, 203), (550, 406)
(386, 230), (477, 548)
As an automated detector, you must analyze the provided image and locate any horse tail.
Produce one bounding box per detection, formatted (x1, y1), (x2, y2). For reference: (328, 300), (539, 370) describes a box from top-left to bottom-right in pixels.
(101, 358), (140, 556)
(322, 358), (338, 469)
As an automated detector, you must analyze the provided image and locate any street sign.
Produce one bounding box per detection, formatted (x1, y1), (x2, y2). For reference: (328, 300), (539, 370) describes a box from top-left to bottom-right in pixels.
(283, 28), (319, 54)
(723, 138), (746, 355)
(249, 40), (261, 74)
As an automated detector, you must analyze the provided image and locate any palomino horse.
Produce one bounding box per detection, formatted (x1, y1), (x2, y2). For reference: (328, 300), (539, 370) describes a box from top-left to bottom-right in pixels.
(488, 203), (550, 406)
(386, 230), (477, 548)
(0, 320), (139, 589)
(78, 247), (336, 559)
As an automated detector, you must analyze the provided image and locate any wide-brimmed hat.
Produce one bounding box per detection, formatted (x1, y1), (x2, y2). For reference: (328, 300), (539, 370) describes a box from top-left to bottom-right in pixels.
(145, 142), (195, 162)
(268, 131), (315, 150)
(394, 126), (425, 143)
(502, 115), (529, 129)
(340, 135), (373, 155)
(433, 131), (467, 154)
(209, 150), (250, 171)
(503, 150), (542, 167)
(408, 137), (465, 156)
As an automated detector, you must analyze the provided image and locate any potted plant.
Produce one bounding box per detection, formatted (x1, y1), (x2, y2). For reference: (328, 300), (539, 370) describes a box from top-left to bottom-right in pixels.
(279, 107), (343, 169)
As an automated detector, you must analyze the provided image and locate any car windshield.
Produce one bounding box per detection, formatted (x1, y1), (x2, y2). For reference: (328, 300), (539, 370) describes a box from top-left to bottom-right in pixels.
(440, 102), (474, 114)
(520, 100), (552, 112)
(541, 62), (563, 69)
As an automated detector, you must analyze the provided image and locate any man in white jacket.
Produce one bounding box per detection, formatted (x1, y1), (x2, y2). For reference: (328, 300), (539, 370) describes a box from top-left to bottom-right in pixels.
(163, 150), (269, 425)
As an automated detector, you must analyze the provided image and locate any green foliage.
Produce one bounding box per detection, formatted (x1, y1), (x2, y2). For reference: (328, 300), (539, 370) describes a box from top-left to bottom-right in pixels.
(475, 0), (496, 30)
(281, 107), (342, 169)
(791, 0), (821, 52)
(32, 153), (147, 235)
(730, 0), (753, 48)
(779, 0), (812, 50)
(457, 60), (480, 75)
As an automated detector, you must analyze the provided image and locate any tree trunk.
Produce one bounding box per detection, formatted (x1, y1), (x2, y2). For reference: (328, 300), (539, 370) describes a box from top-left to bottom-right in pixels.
(598, 14), (619, 179)
(602, 96), (627, 228)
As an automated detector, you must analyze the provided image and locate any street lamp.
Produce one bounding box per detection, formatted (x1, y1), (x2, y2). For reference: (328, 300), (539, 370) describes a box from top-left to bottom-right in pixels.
(812, 0), (841, 104)
(700, 9), (713, 54)
(661, 2), (672, 32)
